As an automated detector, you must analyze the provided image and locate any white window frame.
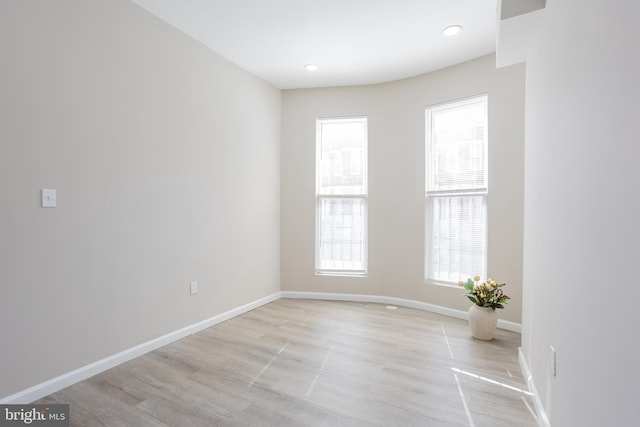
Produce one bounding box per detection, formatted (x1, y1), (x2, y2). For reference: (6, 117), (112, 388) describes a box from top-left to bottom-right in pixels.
(315, 117), (368, 276)
(425, 95), (488, 286)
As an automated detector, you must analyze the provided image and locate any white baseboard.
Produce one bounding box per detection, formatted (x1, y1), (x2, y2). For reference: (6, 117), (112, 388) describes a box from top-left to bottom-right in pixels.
(0, 292), (281, 404)
(2, 290), (522, 404)
(281, 291), (522, 333)
(519, 347), (551, 427)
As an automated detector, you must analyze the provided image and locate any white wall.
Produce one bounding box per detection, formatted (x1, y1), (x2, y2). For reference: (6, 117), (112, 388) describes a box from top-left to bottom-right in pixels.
(281, 55), (526, 324)
(522, 0), (640, 424)
(0, 0), (280, 399)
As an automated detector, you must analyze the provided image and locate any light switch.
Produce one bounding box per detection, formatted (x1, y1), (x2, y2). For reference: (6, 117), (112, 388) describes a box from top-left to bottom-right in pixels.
(42, 189), (57, 208)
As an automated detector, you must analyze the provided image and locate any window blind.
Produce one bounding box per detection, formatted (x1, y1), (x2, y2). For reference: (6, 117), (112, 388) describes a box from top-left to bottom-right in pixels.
(426, 96), (488, 284)
(316, 117), (368, 275)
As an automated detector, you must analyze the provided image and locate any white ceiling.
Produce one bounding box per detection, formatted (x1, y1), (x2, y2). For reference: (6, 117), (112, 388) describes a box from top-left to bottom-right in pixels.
(130, 0), (498, 89)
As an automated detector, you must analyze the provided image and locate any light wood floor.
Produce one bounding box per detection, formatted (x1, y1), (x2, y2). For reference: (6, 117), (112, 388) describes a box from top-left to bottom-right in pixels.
(38, 299), (538, 426)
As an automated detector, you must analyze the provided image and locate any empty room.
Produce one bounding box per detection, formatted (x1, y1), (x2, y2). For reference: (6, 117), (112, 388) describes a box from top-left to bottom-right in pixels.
(1, 0), (637, 426)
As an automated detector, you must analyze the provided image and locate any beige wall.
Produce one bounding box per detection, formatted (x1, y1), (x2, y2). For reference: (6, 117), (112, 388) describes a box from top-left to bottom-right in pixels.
(281, 55), (525, 324)
(522, 1), (639, 425)
(0, 0), (281, 398)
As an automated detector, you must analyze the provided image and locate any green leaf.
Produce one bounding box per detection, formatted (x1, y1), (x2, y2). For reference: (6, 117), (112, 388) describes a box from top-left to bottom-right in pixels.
(464, 279), (474, 291)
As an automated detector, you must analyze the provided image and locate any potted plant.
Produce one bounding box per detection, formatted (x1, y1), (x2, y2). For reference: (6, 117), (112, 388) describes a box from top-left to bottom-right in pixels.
(458, 276), (510, 340)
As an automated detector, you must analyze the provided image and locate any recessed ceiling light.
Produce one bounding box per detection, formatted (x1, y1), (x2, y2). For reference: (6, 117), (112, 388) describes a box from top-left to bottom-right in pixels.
(305, 64), (318, 71)
(443, 25), (463, 36)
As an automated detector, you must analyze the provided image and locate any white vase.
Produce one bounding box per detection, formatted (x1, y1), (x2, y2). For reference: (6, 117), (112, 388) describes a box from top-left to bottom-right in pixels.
(468, 305), (498, 340)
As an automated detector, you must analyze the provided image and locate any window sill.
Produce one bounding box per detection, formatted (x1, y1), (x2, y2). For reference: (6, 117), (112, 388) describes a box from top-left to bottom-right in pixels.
(316, 271), (367, 278)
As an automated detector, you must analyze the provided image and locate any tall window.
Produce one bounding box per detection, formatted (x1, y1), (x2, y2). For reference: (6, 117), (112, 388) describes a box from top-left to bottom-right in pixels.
(426, 95), (488, 284)
(316, 117), (367, 275)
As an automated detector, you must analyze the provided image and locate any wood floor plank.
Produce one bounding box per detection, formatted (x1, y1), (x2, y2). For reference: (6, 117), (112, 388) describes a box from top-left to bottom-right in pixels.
(37, 299), (538, 426)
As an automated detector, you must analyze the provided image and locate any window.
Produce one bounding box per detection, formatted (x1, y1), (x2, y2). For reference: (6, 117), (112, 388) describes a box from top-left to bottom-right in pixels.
(316, 117), (367, 275)
(426, 95), (488, 285)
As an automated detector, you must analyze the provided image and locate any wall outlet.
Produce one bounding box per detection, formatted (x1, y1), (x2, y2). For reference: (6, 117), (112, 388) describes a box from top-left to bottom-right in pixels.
(190, 281), (198, 295)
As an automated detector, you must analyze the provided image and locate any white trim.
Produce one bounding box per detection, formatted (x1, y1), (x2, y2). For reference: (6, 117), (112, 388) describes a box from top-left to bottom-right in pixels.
(425, 94), (489, 285)
(315, 116), (369, 275)
(426, 188), (488, 197)
(281, 291), (521, 333)
(0, 292), (281, 404)
(315, 194), (368, 199)
(519, 347), (551, 427)
(315, 271), (368, 278)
